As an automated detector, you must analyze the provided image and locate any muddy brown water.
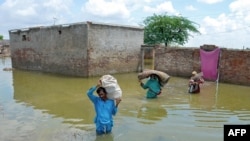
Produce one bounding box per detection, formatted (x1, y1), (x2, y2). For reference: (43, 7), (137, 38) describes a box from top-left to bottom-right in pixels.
(1, 57), (250, 141)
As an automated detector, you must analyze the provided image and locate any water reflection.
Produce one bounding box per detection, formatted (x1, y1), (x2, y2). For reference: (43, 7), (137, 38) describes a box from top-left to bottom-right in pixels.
(12, 68), (169, 125)
(137, 100), (167, 124)
(95, 134), (114, 141)
(12, 69), (96, 127)
(187, 82), (250, 128)
(1, 57), (250, 141)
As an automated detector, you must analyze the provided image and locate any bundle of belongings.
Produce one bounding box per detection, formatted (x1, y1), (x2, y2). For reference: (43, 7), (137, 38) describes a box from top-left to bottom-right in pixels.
(99, 74), (122, 100)
(191, 72), (203, 82)
(138, 69), (170, 87)
(188, 71), (204, 94)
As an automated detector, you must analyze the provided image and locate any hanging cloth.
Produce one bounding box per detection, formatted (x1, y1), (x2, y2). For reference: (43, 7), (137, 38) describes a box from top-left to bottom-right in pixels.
(200, 48), (220, 81)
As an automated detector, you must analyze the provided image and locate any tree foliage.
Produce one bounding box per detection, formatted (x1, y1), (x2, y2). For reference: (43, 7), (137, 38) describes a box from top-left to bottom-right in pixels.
(0, 35), (3, 40)
(143, 13), (200, 46)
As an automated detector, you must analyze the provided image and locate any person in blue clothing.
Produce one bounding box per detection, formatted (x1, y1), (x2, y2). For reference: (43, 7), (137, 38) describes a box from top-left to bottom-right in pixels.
(139, 74), (162, 98)
(87, 83), (121, 135)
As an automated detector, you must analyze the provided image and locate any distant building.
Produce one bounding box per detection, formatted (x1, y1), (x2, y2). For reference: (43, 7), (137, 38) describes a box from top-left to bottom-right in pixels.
(0, 39), (10, 57)
(9, 21), (144, 77)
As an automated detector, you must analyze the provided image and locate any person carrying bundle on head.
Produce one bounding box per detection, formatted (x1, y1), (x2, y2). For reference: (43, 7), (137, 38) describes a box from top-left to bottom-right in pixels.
(139, 73), (162, 98)
(188, 71), (204, 94)
(86, 81), (121, 135)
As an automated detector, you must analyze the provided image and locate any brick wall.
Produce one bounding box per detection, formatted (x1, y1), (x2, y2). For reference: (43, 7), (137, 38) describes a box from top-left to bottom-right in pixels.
(153, 45), (250, 86)
(9, 22), (143, 77)
(86, 22), (144, 76)
(9, 24), (89, 76)
(219, 48), (250, 85)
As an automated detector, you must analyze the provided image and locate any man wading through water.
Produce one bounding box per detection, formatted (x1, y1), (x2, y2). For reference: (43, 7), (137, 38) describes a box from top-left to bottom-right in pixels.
(86, 82), (121, 135)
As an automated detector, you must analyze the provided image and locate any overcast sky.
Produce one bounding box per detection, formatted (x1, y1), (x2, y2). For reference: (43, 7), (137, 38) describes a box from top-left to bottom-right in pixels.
(0, 0), (249, 49)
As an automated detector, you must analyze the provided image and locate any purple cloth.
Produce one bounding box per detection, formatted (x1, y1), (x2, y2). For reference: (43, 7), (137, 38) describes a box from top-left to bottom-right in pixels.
(200, 48), (220, 81)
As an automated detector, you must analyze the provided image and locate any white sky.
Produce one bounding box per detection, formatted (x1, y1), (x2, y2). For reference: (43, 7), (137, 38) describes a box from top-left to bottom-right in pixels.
(0, 0), (250, 49)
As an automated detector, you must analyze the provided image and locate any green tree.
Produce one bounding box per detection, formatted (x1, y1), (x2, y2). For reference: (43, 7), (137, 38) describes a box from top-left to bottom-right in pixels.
(0, 35), (3, 40)
(143, 13), (200, 46)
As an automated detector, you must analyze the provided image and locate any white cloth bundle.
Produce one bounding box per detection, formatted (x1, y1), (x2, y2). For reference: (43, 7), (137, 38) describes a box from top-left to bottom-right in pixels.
(100, 74), (122, 100)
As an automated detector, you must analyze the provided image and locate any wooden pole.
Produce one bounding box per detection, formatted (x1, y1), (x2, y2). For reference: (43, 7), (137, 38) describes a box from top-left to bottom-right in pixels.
(141, 48), (144, 71)
(152, 48), (155, 70)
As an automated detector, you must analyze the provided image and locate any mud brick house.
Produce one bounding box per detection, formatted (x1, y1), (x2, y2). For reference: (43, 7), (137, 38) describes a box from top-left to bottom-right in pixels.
(9, 21), (144, 77)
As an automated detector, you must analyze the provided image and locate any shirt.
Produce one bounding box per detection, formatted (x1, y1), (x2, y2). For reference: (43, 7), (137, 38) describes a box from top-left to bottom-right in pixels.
(87, 86), (117, 125)
(141, 78), (161, 98)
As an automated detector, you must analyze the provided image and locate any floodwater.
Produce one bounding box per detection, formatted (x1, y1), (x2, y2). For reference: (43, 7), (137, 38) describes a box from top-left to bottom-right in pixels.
(1, 57), (250, 141)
